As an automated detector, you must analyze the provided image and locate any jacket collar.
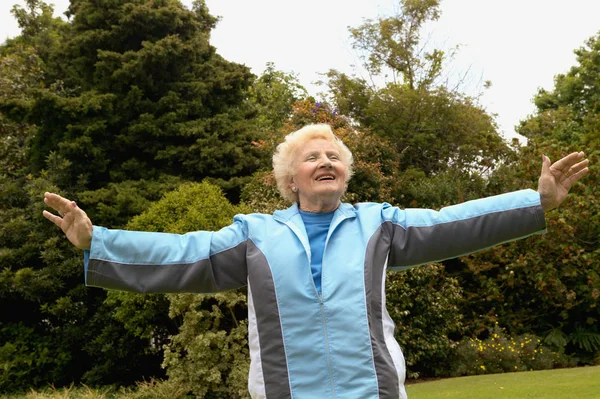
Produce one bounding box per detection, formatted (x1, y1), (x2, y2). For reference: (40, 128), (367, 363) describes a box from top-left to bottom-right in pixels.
(273, 202), (357, 260)
(273, 202), (357, 223)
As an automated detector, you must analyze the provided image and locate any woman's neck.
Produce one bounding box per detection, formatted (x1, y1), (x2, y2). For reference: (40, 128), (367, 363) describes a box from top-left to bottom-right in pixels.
(298, 200), (339, 213)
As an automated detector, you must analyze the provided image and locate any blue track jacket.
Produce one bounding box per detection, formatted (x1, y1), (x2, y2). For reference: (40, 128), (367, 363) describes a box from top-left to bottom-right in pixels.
(84, 189), (546, 399)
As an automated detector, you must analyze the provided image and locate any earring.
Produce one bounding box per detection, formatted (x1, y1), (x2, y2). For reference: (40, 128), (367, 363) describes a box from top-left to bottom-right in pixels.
(291, 186), (297, 193)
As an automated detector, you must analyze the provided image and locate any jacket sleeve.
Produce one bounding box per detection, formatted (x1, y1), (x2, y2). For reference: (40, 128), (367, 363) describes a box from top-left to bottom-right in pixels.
(383, 189), (546, 270)
(83, 215), (249, 293)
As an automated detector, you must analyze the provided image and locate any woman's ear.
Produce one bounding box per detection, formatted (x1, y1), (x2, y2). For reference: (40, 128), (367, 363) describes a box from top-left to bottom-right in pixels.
(289, 177), (297, 193)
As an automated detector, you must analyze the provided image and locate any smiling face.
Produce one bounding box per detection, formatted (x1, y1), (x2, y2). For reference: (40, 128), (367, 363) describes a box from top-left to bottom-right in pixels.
(290, 138), (348, 212)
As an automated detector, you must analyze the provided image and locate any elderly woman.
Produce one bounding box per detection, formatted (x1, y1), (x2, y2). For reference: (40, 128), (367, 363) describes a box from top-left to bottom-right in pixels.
(44, 124), (588, 399)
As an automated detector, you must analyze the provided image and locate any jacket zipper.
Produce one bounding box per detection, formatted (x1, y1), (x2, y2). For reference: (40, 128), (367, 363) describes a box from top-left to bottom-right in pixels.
(318, 292), (336, 398)
(308, 264), (335, 397)
(317, 215), (348, 399)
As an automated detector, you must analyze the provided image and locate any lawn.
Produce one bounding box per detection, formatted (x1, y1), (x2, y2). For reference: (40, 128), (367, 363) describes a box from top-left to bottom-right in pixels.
(4, 367), (600, 398)
(406, 366), (600, 399)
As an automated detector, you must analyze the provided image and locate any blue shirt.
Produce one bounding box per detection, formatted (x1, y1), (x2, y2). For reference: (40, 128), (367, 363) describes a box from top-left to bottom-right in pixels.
(299, 210), (335, 294)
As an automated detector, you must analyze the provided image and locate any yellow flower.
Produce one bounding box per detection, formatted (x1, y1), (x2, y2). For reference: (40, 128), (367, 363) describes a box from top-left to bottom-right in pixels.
(480, 365), (486, 370)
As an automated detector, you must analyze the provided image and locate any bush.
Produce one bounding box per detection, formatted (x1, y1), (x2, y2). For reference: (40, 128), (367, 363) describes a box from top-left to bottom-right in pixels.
(386, 264), (464, 378)
(0, 323), (72, 393)
(450, 324), (576, 377)
(163, 293), (249, 399)
(119, 181), (251, 398)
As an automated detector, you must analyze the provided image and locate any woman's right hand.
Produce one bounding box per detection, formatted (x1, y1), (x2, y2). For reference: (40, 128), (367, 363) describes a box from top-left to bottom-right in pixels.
(43, 192), (93, 250)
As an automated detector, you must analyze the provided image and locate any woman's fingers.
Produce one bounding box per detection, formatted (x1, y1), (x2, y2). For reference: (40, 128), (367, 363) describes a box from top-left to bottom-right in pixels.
(565, 164), (590, 188)
(549, 152), (587, 185)
(556, 157), (589, 188)
(44, 192), (80, 218)
(566, 159), (589, 176)
(551, 152), (585, 174)
(44, 192), (71, 214)
(42, 209), (63, 228)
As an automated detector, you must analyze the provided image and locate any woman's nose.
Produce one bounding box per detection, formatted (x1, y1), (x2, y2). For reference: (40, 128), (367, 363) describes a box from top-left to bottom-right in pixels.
(320, 158), (332, 168)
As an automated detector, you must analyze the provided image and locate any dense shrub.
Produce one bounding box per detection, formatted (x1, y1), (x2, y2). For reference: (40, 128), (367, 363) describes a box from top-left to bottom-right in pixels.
(386, 264), (464, 379)
(118, 181), (251, 398)
(163, 292), (249, 399)
(450, 324), (576, 377)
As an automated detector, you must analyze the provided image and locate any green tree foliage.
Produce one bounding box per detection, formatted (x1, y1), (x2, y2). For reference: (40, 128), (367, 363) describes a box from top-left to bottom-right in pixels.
(164, 292), (249, 399)
(5, 0), (263, 196)
(458, 32), (600, 363)
(113, 181), (251, 398)
(2, 0), (68, 80)
(348, 0), (443, 90)
(0, 44), (43, 197)
(247, 62), (308, 136)
(325, 73), (511, 187)
(0, 38), (81, 392)
(0, 0), (271, 392)
(77, 176), (183, 228)
(323, 0), (512, 207)
(533, 33), (600, 124)
(0, 168), (168, 392)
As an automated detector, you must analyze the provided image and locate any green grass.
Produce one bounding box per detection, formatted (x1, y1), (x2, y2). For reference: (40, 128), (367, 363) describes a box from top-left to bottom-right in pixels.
(406, 366), (600, 399)
(0, 379), (188, 399)
(4, 367), (600, 398)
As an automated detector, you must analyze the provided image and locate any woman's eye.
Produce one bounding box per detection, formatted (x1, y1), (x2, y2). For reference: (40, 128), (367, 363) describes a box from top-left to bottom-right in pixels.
(329, 155), (339, 160)
(306, 156), (316, 161)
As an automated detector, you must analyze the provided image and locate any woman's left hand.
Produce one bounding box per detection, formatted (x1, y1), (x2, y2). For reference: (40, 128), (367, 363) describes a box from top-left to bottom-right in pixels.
(43, 192), (93, 250)
(538, 152), (589, 212)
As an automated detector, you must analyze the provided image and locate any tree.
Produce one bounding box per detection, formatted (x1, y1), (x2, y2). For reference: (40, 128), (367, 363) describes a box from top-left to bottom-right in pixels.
(457, 32), (600, 363)
(0, 164), (167, 391)
(2, 0), (68, 80)
(323, 0), (512, 206)
(0, 44), (43, 193)
(5, 0), (264, 198)
(386, 264), (463, 378)
(247, 62), (308, 136)
(533, 33), (600, 124)
(0, 38), (81, 392)
(0, 0), (271, 391)
(348, 0), (443, 90)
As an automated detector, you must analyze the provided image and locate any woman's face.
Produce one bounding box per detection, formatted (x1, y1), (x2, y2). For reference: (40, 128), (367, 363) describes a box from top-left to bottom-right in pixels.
(291, 139), (347, 210)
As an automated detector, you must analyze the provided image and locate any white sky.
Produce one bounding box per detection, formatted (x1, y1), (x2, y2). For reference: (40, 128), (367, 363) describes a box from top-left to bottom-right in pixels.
(2, 0), (600, 141)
